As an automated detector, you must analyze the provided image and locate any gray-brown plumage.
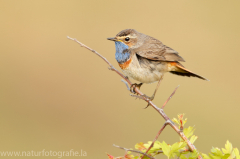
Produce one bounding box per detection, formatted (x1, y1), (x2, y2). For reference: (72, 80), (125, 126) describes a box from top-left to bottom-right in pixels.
(108, 29), (208, 100)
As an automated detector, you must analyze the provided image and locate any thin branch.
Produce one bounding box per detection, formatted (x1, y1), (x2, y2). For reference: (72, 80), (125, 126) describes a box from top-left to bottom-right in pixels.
(67, 36), (132, 85)
(121, 79), (131, 92)
(141, 122), (169, 159)
(67, 36), (202, 159)
(67, 36), (112, 67)
(161, 85), (180, 109)
(113, 144), (155, 159)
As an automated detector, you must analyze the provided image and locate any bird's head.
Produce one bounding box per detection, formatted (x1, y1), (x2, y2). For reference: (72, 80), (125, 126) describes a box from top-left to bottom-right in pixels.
(107, 29), (139, 48)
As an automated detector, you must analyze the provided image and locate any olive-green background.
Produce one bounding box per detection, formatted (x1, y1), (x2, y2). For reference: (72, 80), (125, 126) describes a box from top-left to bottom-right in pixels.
(1, 0), (240, 158)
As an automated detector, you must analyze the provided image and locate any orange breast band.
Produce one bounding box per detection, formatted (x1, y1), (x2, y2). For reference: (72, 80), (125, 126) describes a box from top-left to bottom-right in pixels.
(118, 58), (132, 70)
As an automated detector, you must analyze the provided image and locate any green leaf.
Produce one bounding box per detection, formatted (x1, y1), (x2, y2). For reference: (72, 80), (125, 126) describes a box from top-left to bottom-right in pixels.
(168, 142), (187, 158)
(160, 141), (170, 158)
(143, 141), (162, 154)
(172, 114), (187, 128)
(127, 151), (132, 155)
(189, 135), (198, 144)
(143, 141), (152, 148)
(154, 141), (161, 147)
(180, 150), (190, 155)
(222, 154), (231, 159)
(189, 150), (199, 159)
(234, 148), (240, 159)
(180, 154), (188, 159)
(202, 153), (211, 159)
(211, 147), (223, 157)
(209, 153), (222, 159)
(181, 126), (195, 141)
(222, 140), (232, 154)
(172, 118), (180, 125)
(135, 142), (146, 152)
(169, 142), (179, 158)
(182, 118), (188, 126)
(171, 142), (180, 152)
(184, 126), (195, 138)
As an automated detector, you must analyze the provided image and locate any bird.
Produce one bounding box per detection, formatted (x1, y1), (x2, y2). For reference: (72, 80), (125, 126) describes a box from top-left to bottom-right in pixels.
(107, 29), (208, 101)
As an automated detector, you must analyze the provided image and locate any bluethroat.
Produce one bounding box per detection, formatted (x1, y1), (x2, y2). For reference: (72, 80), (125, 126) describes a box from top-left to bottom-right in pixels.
(107, 29), (208, 101)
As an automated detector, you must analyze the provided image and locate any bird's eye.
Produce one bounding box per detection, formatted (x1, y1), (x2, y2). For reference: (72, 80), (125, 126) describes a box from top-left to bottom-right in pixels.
(125, 37), (130, 41)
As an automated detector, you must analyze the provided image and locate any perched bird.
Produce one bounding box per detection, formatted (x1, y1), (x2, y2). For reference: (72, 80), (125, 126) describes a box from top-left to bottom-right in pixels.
(107, 29), (208, 100)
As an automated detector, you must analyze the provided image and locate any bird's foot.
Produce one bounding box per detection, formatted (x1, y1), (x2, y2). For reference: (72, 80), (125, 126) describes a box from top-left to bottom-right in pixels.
(130, 83), (143, 94)
(140, 94), (155, 109)
(130, 83), (155, 109)
(140, 94), (155, 101)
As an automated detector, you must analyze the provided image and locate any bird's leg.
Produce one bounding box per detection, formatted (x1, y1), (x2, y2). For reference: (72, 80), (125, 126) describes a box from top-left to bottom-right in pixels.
(141, 77), (163, 109)
(142, 76), (163, 101)
(130, 83), (143, 94)
(150, 77), (163, 100)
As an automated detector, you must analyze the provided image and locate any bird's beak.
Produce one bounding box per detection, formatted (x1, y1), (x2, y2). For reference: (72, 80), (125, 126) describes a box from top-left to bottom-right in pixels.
(107, 37), (117, 41)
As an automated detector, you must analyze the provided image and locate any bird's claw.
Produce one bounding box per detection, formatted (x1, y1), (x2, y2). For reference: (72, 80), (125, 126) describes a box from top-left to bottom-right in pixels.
(140, 94), (155, 109)
(130, 83), (143, 94)
(140, 94), (154, 101)
(130, 84), (155, 109)
(144, 103), (151, 109)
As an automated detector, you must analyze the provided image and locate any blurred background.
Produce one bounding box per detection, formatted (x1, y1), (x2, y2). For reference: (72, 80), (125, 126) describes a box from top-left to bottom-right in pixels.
(1, 0), (240, 158)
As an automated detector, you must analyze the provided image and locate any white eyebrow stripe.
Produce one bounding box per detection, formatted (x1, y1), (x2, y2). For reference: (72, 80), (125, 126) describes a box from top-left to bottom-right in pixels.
(128, 35), (137, 38)
(119, 35), (136, 39)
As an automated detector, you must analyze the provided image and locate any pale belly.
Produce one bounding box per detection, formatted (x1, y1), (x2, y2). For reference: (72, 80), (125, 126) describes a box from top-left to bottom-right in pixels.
(118, 53), (169, 84)
(122, 64), (165, 84)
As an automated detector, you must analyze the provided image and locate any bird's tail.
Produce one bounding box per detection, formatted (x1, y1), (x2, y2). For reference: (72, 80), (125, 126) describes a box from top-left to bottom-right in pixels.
(168, 62), (209, 81)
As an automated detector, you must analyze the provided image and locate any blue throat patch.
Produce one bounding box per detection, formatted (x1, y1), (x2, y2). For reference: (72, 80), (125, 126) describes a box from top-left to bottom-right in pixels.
(115, 41), (130, 64)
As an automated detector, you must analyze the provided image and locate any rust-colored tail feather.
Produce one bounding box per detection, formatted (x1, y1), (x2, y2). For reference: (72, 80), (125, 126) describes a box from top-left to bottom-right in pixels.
(169, 62), (209, 81)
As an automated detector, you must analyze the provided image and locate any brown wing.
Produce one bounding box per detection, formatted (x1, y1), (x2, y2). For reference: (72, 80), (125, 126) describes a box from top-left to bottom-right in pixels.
(133, 36), (185, 62)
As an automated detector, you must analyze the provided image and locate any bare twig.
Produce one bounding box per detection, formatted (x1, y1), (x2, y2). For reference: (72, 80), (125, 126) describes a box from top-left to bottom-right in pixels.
(67, 36), (132, 85)
(121, 79), (131, 91)
(67, 36), (202, 159)
(141, 122), (169, 159)
(113, 144), (155, 159)
(161, 85), (180, 109)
